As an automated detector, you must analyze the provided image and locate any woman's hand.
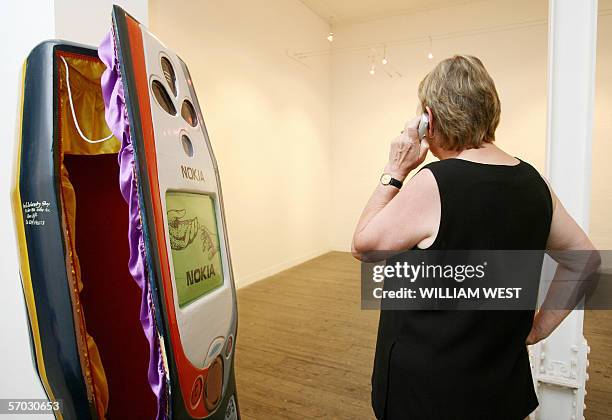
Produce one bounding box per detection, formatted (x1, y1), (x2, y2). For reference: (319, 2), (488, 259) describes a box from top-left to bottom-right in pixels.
(525, 309), (569, 345)
(525, 322), (547, 345)
(385, 117), (430, 181)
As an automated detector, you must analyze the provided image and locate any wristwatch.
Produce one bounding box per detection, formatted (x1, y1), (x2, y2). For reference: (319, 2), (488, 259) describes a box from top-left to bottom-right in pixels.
(380, 173), (403, 189)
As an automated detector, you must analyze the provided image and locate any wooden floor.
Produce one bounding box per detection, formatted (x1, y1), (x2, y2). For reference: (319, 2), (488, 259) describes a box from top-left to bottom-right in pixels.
(234, 252), (377, 419)
(584, 310), (612, 419)
(234, 251), (612, 419)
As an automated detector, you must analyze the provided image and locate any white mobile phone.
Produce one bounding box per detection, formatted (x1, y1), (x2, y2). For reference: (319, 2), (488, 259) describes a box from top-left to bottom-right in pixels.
(418, 113), (429, 140)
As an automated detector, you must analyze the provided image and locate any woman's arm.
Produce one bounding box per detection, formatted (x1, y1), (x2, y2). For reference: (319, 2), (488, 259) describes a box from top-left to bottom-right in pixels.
(352, 118), (438, 260)
(526, 187), (600, 344)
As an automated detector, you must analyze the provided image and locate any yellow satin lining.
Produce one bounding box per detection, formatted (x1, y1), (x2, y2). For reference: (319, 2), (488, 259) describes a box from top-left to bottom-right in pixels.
(58, 54), (120, 155)
(58, 53), (113, 419)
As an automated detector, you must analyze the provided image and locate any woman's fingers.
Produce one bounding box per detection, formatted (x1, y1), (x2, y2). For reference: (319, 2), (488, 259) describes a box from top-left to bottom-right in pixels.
(526, 328), (538, 345)
(385, 117), (428, 178)
(525, 322), (548, 345)
(417, 138), (430, 163)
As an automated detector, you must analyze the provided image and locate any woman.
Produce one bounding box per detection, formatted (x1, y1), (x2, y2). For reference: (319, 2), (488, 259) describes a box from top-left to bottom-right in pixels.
(352, 55), (596, 419)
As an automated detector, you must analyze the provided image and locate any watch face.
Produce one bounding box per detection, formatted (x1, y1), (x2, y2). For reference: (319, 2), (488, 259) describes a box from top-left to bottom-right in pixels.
(380, 174), (392, 185)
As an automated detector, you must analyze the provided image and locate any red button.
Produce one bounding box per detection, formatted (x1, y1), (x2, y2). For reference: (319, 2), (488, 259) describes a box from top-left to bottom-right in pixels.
(190, 376), (204, 408)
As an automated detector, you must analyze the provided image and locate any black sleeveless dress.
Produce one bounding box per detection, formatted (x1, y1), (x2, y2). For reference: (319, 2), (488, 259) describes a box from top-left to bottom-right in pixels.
(371, 158), (553, 420)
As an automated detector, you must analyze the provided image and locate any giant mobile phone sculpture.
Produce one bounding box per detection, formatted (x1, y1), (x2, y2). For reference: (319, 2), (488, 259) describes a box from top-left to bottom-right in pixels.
(12, 6), (239, 419)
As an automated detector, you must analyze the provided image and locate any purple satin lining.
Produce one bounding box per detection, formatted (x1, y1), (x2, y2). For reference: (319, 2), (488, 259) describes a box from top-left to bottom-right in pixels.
(99, 30), (168, 419)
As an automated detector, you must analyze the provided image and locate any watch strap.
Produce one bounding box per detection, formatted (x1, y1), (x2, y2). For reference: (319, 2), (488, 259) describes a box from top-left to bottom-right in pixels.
(388, 177), (403, 189)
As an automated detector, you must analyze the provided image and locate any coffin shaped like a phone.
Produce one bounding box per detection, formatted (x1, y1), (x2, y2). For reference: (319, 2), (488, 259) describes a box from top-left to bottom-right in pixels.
(12, 6), (239, 419)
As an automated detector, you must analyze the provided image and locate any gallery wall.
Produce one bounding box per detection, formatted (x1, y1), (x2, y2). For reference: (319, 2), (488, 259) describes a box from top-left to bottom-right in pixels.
(591, 6), (612, 248)
(149, 0), (333, 287)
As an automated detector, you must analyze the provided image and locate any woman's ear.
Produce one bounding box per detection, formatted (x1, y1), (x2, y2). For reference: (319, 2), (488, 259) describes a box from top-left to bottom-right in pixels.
(425, 106), (434, 138)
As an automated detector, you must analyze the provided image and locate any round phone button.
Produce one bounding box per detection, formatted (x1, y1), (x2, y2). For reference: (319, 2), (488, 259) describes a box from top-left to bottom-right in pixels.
(205, 357), (224, 411)
(204, 336), (225, 367)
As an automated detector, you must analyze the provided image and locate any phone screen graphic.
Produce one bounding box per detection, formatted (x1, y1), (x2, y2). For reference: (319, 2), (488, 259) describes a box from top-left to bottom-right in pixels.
(166, 191), (224, 308)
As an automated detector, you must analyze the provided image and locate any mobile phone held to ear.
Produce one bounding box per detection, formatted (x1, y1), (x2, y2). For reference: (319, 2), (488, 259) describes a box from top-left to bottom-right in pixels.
(418, 113), (429, 140)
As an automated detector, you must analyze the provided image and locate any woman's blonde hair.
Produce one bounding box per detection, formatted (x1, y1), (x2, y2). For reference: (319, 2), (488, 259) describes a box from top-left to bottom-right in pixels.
(418, 55), (501, 150)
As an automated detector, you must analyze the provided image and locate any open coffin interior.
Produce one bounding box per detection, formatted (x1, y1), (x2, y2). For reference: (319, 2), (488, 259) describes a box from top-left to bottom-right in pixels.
(57, 50), (157, 419)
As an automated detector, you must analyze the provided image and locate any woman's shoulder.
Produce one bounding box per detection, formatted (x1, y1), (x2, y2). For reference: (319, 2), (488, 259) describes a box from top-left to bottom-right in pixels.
(402, 166), (439, 207)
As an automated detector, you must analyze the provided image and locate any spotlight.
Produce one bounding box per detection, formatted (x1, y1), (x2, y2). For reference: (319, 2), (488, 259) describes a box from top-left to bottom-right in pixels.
(382, 57), (388, 65)
(327, 16), (335, 42)
(428, 52), (434, 60)
(369, 65), (375, 75)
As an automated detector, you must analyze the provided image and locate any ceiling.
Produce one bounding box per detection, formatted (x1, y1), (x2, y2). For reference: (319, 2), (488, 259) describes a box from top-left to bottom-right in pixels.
(299, 0), (484, 25)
